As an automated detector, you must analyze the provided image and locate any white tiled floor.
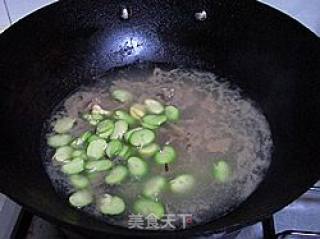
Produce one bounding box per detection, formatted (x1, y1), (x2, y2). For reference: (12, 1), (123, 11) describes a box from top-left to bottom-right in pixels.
(259, 0), (320, 36)
(5, 0), (57, 23)
(0, 0), (56, 32)
(0, 1), (10, 32)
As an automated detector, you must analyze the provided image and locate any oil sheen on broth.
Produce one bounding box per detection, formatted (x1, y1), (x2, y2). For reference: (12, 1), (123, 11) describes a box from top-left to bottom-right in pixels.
(43, 68), (273, 229)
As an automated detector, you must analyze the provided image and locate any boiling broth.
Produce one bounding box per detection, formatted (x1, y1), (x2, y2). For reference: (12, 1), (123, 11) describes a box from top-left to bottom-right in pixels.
(43, 68), (273, 229)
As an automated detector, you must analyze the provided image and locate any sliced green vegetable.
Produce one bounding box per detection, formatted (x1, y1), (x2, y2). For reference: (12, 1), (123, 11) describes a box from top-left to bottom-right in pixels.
(105, 165), (128, 185)
(143, 176), (167, 200)
(91, 104), (112, 116)
(47, 134), (72, 148)
(128, 157), (148, 177)
(86, 171), (100, 182)
(72, 150), (87, 160)
(124, 127), (143, 142)
(129, 129), (155, 147)
(144, 99), (164, 114)
(98, 132), (111, 139)
(87, 134), (101, 143)
(130, 104), (146, 119)
(81, 131), (93, 142)
(112, 89), (132, 103)
(118, 144), (129, 159)
(86, 139), (107, 160)
(72, 150), (85, 158)
(138, 143), (160, 158)
(113, 110), (136, 126)
(99, 194), (126, 215)
(140, 121), (159, 130)
(133, 198), (165, 219)
(123, 146), (138, 160)
(69, 174), (90, 189)
(110, 120), (128, 140)
(71, 131), (93, 149)
(154, 146), (176, 164)
(69, 190), (93, 208)
(53, 117), (75, 133)
(96, 119), (114, 139)
(143, 115), (167, 128)
(170, 174), (195, 194)
(53, 146), (74, 162)
(212, 160), (231, 182)
(62, 159), (84, 174)
(70, 138), (84, 149)
(105, 139), (123, 158)
(72, 156), (85, 161)
(85, 159), (113, 172)
(165, 105), (180, 122)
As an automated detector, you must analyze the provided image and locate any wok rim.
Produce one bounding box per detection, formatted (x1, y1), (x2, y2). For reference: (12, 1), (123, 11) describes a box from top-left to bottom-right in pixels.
(1, 0), (320, 237)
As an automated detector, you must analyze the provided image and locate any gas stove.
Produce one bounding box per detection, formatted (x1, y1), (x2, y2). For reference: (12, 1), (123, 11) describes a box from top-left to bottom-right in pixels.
(0, 1), (320, 239)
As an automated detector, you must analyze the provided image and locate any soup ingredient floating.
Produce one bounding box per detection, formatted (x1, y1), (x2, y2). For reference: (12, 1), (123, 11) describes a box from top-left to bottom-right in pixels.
(143, 176), (168, 199)
(133, 198), (165, 219)
(99, 194), (126, 215)
(170, 174), (195, 194)
(44, 69), (273, 230)
(69, 190), (93, 208)
(212, 160), (231, 182)
(46, 88), (210, 219)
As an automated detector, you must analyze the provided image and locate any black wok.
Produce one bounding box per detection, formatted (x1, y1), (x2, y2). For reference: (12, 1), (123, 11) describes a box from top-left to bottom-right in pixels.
(0, 0), (320, 238)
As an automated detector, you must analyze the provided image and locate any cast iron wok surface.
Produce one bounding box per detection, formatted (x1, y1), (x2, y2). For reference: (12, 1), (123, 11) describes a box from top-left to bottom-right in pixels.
(0, 0), (319, 238)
